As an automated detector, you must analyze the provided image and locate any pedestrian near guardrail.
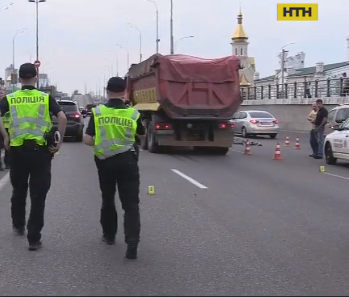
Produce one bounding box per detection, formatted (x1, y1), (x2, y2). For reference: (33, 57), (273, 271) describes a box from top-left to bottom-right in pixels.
(308, 102), (318, 157)
(313, 99), (328, 159)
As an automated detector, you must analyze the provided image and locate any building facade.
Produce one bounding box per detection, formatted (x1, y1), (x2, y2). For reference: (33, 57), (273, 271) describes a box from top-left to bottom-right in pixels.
(252, 37), (349, 99)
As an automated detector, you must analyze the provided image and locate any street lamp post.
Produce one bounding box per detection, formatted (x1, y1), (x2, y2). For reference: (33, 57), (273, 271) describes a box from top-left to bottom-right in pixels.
(170, 0), (174, 54)
(115, 55), (119, 76)
(117, 44), (130, 72)
(107, 51), (119, 76)
(280, 42), (295, 93)
(12, 28), (27, 92)
(174, 35), (194, 53)
(146, 0), (159, 53)
(128, 23), (142, 62)
(0, 3), (13, 12)
(28, 0), (46, 89)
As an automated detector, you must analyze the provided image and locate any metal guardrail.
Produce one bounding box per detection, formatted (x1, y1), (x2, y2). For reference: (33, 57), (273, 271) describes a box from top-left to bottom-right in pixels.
(241, 78), (349, 100)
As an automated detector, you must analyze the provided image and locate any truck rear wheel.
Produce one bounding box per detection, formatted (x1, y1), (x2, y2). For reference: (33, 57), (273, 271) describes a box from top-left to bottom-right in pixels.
(147, 122), (160, 153)
(140, 119), (149, 150)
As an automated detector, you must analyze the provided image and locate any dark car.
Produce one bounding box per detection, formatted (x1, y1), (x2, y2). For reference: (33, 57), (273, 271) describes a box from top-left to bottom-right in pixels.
(85, 104), (96, 116)
(51, 100), (84, 142)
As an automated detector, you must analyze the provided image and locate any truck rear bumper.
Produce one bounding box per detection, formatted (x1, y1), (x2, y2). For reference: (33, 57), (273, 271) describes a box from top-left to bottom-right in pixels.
(157, 139), (233, 147)
(155, 131), (234, 147)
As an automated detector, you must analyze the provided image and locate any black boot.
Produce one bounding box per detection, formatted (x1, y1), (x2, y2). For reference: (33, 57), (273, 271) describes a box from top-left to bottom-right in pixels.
(125, 244), (138, 259)
(102, 235), (115, 245)
(12, 225), (25, 236)
(28, 241), (42, 251)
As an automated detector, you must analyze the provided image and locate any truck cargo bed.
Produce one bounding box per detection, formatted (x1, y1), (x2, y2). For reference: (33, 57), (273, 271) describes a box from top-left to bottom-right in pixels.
(128, 54), (243, 119)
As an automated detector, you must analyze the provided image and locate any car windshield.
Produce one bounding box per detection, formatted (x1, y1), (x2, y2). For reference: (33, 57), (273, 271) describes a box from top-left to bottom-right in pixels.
(59, 102), (78, 112)
(249, 111), (273, 118)
(341, 119), (349, 129)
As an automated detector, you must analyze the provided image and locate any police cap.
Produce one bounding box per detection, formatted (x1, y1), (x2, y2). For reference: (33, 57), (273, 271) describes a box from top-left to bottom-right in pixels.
(19, 63), (37, 79)
(106, 77), (126, 93)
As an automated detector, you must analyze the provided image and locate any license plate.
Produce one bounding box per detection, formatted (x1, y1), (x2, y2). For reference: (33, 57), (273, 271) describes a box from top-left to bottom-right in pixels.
(260, 122), (273, 125)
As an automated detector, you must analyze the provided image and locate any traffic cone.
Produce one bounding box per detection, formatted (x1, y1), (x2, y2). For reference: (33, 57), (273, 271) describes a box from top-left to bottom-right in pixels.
(244, 139), (252, 155)
(284, 136), (290, 147)
(273, 142), (282, 160)
(294, 137), (301, 149)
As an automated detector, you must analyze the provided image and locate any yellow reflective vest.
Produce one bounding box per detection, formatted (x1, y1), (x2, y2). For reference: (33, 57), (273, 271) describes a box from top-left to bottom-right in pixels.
(93, 105), (139, 159)
(7, 89), (53, 146)
(2, 111), (10, 129)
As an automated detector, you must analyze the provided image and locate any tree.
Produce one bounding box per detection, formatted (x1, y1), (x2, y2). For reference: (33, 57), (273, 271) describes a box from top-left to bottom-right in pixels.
(73, 90), (80, 95)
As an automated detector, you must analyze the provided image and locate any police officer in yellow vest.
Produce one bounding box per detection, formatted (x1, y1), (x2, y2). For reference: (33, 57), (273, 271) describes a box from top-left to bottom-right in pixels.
(83, 77), (145, 260)
(0, 63), (67, 251)
(0, 111), (11, 169)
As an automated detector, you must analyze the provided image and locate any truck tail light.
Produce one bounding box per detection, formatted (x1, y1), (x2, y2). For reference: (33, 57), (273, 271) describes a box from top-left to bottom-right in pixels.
(155, 123), (172, 130)
(219, 122), (234, 129)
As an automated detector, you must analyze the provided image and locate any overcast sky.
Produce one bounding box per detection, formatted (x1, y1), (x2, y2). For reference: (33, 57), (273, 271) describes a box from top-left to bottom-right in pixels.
(0, 0), (348, 95)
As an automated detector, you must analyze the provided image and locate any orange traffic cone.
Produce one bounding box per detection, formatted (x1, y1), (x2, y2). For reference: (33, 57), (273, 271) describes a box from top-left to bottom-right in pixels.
(244, 139), (252, 155)
(294, 137), (301, 149)
(273, 142), (282, 160)
(284, 136), (290, 147)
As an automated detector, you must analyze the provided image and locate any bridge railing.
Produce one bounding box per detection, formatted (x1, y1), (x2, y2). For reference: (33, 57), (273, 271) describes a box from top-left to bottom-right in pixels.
(241, 78), (349, 100)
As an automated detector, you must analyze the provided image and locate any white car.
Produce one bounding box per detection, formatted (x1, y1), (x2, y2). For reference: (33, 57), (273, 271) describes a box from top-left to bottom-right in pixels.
(324, 118), (349, 165)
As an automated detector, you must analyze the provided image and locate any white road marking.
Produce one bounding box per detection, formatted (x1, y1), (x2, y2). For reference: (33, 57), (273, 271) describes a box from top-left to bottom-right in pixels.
(231, 149), (244, 153)
(171, 169), (208, 189)
(0, 172), (10, 192)
(324, 172), (349, 181)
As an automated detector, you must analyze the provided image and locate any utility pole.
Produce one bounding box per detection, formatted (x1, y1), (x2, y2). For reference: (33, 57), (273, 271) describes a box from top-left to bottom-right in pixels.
(156, 8), (159, 53)
(103, 74), (106, 99)
(280, 43), (295, 96)
(12, 29), (27, 92)
(29, 0), (46, 88)
(170, 0), (174, 54)
(281, 49), (286, 87)
(146, 0), (159, 53)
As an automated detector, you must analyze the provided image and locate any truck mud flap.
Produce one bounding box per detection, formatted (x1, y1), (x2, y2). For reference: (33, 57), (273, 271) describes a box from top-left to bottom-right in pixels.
(233, 137), (262, 146)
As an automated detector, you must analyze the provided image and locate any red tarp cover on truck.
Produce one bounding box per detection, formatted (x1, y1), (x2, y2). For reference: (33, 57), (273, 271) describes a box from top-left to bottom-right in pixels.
(128, 54), (243, 119)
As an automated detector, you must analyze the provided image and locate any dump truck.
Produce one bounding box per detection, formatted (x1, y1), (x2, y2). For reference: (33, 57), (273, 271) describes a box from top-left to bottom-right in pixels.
(126, 54), (243, 155)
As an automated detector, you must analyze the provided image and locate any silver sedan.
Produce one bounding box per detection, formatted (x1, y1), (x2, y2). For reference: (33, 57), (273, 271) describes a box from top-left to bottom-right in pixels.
(230, 110), (280, 138)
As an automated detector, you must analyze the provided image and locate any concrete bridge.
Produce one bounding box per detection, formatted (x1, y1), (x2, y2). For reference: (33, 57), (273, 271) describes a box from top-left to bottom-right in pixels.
(239, 78), (349, 132)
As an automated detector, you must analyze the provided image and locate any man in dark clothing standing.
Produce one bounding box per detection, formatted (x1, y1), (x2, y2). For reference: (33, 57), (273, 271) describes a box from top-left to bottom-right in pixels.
(313, 99), (328, 159)
(83, 77), (145, 259)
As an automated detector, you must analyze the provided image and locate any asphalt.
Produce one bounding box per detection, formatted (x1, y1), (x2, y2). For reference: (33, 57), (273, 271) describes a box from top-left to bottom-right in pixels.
(0, 130), (349, 295)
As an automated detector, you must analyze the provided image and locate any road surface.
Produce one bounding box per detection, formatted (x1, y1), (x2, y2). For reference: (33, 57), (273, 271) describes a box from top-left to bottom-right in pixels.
(0, 131), (349, 295)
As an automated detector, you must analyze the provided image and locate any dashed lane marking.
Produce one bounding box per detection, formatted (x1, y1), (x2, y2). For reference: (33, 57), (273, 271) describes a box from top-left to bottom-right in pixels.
(323, 172), (349, 181)
(171, 169), (208, 189)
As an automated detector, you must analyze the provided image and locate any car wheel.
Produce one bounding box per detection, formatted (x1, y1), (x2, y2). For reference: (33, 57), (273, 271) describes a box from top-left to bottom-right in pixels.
(241, 127), (248, 138)
(140, 119), (149, 150)
(325, 142), (337, 165)
(269, 134), (277, 139)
